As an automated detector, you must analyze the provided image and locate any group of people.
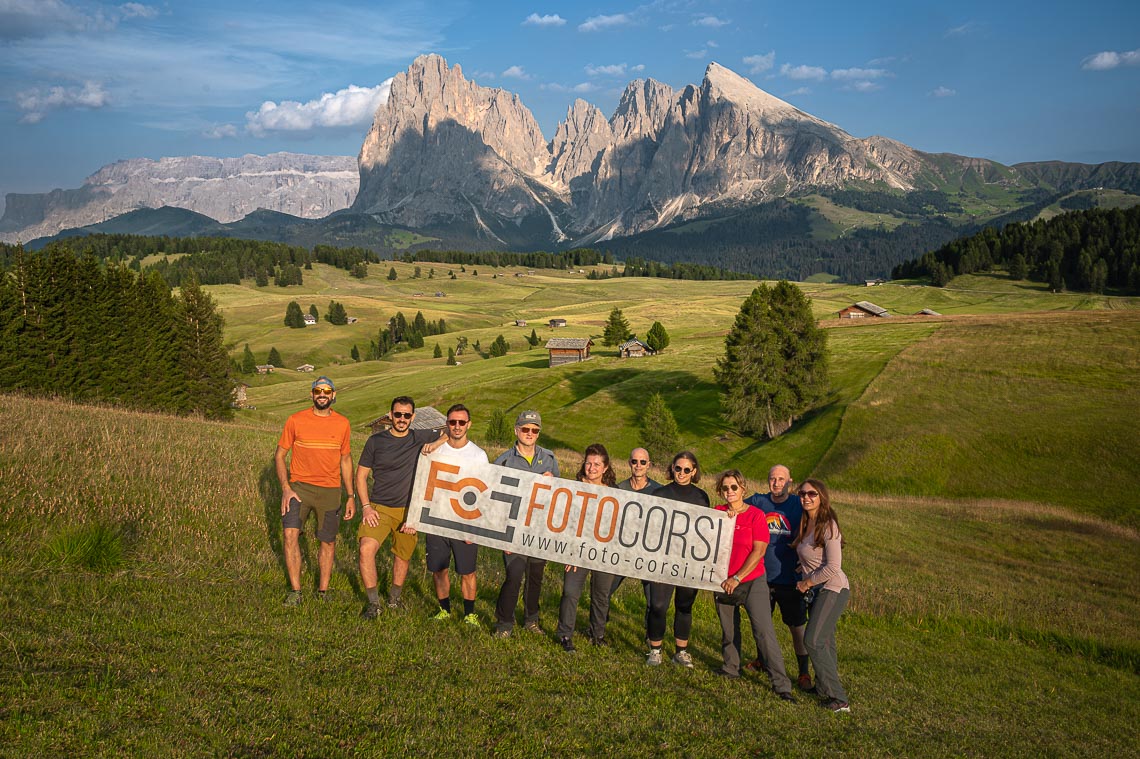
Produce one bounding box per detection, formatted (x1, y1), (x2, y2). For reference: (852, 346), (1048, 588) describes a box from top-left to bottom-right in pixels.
(276, 377), (852, 712)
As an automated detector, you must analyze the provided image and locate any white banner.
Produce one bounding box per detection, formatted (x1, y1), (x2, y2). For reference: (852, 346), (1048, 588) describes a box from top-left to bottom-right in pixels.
(407, 455), (734, 591)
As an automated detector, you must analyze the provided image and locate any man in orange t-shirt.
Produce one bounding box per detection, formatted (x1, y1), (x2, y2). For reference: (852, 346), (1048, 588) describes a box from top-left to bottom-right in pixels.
(275, 375), (355, 606)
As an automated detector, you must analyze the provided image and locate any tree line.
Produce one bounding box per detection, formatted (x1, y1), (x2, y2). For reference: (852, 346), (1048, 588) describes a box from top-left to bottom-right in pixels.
(0, 247), (232, 418)
(891, 206), (1140, 293)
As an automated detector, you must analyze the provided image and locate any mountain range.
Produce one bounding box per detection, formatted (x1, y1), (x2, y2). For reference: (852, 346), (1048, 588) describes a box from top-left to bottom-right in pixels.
(7, 54), (1140, 279)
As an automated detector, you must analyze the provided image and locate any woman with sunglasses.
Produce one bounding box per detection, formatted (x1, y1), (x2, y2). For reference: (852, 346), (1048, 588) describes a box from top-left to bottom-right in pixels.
(555, 443), (619, 651)
(792, 478), (851, 713)
(711, 470), (795, 700)
(643, 450), (710, 668)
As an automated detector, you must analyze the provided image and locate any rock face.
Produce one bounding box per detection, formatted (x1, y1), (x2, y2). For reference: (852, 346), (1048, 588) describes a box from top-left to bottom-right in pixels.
(352, 55), (996, 245)
(0, 153), (358, 243)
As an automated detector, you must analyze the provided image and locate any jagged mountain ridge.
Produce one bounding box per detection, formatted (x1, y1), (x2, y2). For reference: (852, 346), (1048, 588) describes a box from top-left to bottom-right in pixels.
(0, 153), (358, 244)
(352, 54), (984, 244)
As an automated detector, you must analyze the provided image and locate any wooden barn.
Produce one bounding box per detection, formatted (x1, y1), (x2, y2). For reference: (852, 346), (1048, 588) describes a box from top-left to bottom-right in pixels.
(838, 301), (891, 319)
(296, 364), (315, 372)
(364, 406), (447, 436)
(914, 308), (942, 316)
(546, 337), (593, 367)
(548, 318), (567, 328)
(618, 338), (656, 358)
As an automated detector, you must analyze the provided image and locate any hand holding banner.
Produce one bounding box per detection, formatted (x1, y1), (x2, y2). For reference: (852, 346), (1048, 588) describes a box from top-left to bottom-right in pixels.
(407, 455), (734, 591)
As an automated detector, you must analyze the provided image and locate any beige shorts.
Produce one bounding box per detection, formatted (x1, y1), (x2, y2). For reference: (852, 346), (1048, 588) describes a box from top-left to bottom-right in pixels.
(357, 505), (417, 561)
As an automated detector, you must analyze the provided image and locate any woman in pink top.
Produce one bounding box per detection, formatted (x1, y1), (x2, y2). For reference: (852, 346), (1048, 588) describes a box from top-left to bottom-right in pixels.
(793, 478), (851, 713)
(712, 470), (795, 700)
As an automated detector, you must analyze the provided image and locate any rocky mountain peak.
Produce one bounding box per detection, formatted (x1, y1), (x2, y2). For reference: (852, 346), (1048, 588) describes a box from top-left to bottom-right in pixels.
(610, 79), (676, 144)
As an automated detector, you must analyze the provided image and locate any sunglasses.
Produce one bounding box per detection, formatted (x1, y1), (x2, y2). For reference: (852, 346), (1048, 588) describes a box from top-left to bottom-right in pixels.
(312, 388), (334, 396)
(798, 490), (820, 499)
(518, 427), (540, 435)
(673, 465), (694, 474)
(630, 459), (648, 466)
(720, 483), (740, 493)
(392, 411), (413, 420)
(447, 419), (469, 427)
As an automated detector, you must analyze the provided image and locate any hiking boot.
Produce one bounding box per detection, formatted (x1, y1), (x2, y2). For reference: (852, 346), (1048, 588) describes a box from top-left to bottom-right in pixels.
(523, 621), (542, 633)
(744, 658), (765, 673)
(778, 692), (797, 703)
(463, 613), (481, 628)
(282, 590), (302, 607)
(672, 650), (694, 668)
(716, 668), (741, 679)
(387, 597), (406, 611)
(360, 601), (382, 620)
(822, 699), (851, 713)
(797, 674), (814, 691)
(492, 629), (511, 639)
(645, 648), (663, 666)
(590, 635), (609, 647)
(560, 636), (576, 653)
(431, 608), (452, 621)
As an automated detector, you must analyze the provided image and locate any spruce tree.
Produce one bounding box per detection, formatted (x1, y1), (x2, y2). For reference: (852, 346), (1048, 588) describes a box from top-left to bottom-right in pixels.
(645, 321), (670, 352)
(489, 334), (510, 357)
(447, 347), (457, 365)
(388, 267), (398, 280)
(485, 409), (510, 446)
(527, 328), (540, 348)
(714, 282), (828, 439)
(267, 347), (283, 367)
(640, 393), (680, 463)
(176, 273), (233, 419)
(433, 343), (443, 358)
(309, 304), (319, 320)
(351, 344), (361, 362)
(241, 344), (256, 374)
(326, 300), (348, 325)
(284, 301), (305, 328)
(603, 307), (633, 346)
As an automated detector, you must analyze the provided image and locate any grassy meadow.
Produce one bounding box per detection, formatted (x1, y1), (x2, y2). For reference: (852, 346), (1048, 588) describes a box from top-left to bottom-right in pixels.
(3, 265), (1140, 756)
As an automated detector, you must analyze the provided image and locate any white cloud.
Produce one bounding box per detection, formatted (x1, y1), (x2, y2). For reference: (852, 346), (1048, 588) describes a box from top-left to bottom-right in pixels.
(945, 21), (979, 37)
(743, 52), (775, 74)
(245, 80), (391, 136)
(686, 49), (707, 59)
(930, 86), (957, 98)
(542, 82), (597, 93)
(1081, 49), (1140, 71)
(831, 67), (888, 80)
(523, 13), (565, 27)
(501, 65), (530, 79)
(15, 81), (110, 123)
(585, 63), (627, 77)
(780, 63), (827, 81)
(693, 15), (728, 28)
(631, 64), (645, 72)
(203, 123), (238, 139)
(706, 40), (719, 48)
(0, 0), (94, 40)
(579, 13), (630, 32)
(846, 80), (881, 93)
(868, 56), (897, 66)
(119, 3), (158, 19)
(786, 87), (811, 96)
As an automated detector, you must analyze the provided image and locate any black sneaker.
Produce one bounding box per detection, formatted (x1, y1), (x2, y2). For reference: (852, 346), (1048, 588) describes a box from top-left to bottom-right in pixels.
(715, 668), (741, 679)
(360, 601), (382, 620)
(560, 636), (576, 653)
(590, 635), (609, 647)
(778, 692), (797, 703)
(821, 698), (851, 713)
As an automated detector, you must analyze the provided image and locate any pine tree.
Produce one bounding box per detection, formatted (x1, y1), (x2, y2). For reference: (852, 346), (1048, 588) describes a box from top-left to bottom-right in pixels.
(284, 301), (305, 328)
(241, 344), (256, 374)
(527, 328), (540, 348)
(309, 304), (319, 320)
(176, 273), (233, 419)
(645, 321), (670, 352)
(485, 409), (510, 446)
(640, 393), (680, 463)
(714, 281), (828, 439)
(388, 267), (398, 280)
(489, 334), (510, 357)
(255, 269), (269, 287)
(447, 347), (457, 365)
(603, 307), (633, 346)
(326, 300), (348, 325)
(351, 344), (361, 362)
(433, 343), (443, 358)
(267, 347), (283, 367)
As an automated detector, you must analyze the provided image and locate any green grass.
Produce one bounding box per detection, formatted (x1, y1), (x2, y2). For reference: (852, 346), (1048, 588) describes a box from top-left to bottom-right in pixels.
(1, 396), (1137, 756)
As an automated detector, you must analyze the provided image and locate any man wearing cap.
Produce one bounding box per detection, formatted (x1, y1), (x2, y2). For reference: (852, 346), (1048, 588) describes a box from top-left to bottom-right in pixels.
(355, 396), (445, 620)
(492, 410), (560, 637)
(275, 376), (355, 606)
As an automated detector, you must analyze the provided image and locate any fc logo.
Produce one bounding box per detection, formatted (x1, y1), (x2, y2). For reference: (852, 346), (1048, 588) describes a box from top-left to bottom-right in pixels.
(424, 460), (487, 519)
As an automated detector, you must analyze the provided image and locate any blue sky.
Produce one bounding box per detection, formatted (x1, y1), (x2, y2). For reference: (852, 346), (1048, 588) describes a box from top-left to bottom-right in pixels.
(2, 0), (1139, 210)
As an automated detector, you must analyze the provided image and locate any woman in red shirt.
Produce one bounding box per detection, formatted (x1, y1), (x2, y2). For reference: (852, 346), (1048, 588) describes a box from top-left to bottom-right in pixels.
(713, 470), (795, 701)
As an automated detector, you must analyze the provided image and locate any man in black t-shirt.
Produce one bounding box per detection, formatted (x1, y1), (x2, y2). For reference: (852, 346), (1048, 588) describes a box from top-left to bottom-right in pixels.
(355, 396), (444, 619)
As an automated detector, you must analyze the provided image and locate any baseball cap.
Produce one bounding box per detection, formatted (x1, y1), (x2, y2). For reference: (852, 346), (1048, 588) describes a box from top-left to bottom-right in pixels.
(311, 376), (335, 391)
(515, 410), (541, 428)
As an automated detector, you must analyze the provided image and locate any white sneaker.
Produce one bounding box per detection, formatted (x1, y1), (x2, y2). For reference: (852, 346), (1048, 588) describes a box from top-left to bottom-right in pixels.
(672, 650), (694, 668)
(646, 648), (663, 666)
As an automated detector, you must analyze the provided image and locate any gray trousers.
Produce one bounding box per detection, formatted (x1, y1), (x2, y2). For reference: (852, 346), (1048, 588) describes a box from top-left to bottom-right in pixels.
(715, 580), (793, 694)
(804, 587), (849, 702)
(556, 568), (617, 640)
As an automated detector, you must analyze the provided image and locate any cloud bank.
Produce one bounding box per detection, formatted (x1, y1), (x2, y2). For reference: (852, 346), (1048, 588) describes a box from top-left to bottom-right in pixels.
(16, 81), (110, 123)
(1082, 49), (1140, 70)
(523, 13), (565, 27)
(245, 80), (391, 136)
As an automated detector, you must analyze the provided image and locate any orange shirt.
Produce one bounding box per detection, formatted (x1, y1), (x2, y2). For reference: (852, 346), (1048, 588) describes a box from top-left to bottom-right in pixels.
(278, 408), (352, 488)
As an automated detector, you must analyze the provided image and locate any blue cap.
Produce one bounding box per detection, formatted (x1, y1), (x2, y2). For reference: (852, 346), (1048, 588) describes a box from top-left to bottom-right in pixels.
(312, 376), (335, 391)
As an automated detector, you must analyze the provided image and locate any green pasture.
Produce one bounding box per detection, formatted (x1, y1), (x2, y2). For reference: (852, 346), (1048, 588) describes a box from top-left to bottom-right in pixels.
(1, 397), (1137, 757)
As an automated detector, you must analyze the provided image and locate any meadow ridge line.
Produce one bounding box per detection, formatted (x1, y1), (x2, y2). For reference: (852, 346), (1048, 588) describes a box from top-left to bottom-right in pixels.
(819, 308), (1140, 329)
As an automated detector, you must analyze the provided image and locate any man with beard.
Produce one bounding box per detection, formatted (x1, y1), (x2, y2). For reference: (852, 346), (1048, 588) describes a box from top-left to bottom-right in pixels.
(356, 396), (445, 620)
(275, 376), (355, 606)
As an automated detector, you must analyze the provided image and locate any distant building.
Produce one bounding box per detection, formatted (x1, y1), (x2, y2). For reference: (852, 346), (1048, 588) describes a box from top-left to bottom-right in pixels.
(548, 318), (567, 328)
(546, 337), (593, 367)
(232, 383), (250, 408)
(914, 308), (942, 316)
(255, 364), (275, 374)
(515, 319), (528, 327)
(435, 292), (446, 298)
(864, 279), (884, 287)
(346, 316), (358, 324)
(838, 301), (891, 319)
(364, 406), (447, 436)
(296, 364), (315, 372)
(618, 338), (656, 358)
(303, 314), (317, 326)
